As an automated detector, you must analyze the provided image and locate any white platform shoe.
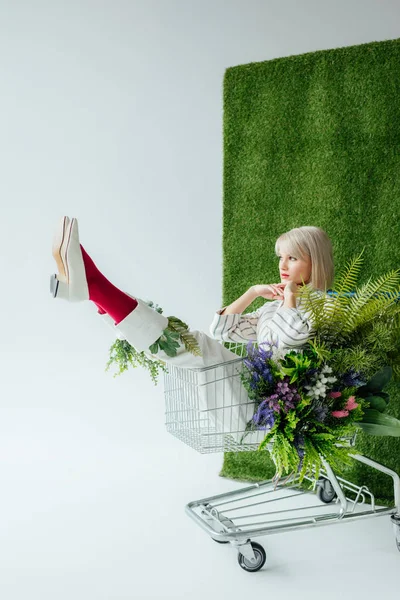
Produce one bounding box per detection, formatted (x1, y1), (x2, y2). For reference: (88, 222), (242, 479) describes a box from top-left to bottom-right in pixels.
(51, 216), (168, 351)
(50, 216), (89, 301)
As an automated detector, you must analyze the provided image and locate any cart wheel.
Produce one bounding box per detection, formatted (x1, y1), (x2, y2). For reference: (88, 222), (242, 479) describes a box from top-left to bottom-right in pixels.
(237, 542), (266, 572)
(390, 515), (400, 553)
(211, 517), (234, 544)
(316, 477), (337, 503)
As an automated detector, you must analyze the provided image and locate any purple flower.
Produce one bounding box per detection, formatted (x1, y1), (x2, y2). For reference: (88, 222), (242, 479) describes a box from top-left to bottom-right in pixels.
(267, 394), (281, 413)
(268, 377), (301, 413)
(252, 400), (276, 430)
(243, 358), (254, 370)
(243, 343), (275, 393)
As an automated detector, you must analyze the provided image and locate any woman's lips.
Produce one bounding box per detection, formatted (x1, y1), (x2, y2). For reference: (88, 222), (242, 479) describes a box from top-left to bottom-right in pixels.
(281, 274), (289, 278)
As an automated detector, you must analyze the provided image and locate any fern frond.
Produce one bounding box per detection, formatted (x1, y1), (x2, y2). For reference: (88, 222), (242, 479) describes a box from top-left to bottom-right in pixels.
(298, 438), (322, 482)
(166, 316), (189, 333)
(305, 251), (400, 348)
(346, 270), (400, 332)
(332, 250), (365, 294)
(298, 286), (329, 333)
(166, 316), (202, 356)
(325, 250), (365, 321)
(179, 330), (202, 356)
(353, 294), (399, 331)
(268, 432), (300, 477)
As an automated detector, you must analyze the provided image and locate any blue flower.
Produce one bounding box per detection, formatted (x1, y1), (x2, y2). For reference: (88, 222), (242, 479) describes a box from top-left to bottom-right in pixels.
(252, 400), (276, 430)
(341, 369), (366, 388)
(313, 404), (329, 422)
(293, 433), (305, 461)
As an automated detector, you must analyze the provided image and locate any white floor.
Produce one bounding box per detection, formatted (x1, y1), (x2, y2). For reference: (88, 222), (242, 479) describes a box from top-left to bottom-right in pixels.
(0, 397), (399, 600)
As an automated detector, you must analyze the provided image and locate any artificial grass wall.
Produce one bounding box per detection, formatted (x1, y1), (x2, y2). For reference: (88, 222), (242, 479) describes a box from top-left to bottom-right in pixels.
(220, 38), (400, 506)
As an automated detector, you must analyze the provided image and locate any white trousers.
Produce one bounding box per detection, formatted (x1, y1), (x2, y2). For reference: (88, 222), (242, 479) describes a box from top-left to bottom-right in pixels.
(100, 306), (261, 442)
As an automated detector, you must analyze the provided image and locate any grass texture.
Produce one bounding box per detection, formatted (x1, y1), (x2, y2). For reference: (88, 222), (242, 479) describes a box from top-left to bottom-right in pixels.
(220, 38), (400, 506)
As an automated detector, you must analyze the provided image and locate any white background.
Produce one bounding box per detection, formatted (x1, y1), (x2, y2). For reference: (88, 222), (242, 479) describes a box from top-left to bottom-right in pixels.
(1, 1), (399, 598)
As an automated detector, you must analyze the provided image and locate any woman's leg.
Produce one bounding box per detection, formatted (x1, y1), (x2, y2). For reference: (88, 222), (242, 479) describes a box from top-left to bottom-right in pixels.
(51, 216), (168, 351)
(52, 217), (254, 436)
(98, 312), (255, 437)
(51, 216), (240, 367)
(79, 244), (138, 322)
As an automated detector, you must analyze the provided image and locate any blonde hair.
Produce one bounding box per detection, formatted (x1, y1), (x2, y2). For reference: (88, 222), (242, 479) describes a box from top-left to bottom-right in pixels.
(275, 226), (334, 291)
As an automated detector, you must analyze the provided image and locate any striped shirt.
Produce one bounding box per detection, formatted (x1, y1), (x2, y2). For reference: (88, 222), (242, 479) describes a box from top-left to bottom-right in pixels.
(209, 292), (324, 352)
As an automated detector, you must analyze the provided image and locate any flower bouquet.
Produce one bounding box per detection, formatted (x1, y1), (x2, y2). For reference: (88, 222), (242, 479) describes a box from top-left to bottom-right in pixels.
(240, 250), (400, 482)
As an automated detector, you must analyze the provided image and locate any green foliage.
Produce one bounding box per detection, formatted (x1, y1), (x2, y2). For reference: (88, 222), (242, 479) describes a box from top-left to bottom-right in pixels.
(298, 251), (400, 381)
(105, 338), (168, 385)
(357, 411), (400, 436)
(267, 432), (300, 477)
(149, 328), (181, 357)
(166, 316), (202, 356)
(263, 365), (399, 480)
(149, 315), (202, 358)
(279, 351), (314, 384)
(299, 438), (354, 483)
(239, 262), (400, 480)
(105, 302), (202, 384)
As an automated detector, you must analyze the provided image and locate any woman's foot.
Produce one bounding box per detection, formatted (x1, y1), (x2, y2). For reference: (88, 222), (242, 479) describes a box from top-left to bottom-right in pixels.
(50, 216), (138, 322)
(50, 216), (89, 301)
(50, 216), (169, 351)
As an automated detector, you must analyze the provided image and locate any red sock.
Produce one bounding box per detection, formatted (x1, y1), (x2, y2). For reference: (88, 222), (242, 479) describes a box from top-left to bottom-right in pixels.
(94, 303), (106, 315)
(80, 245), (138, 324)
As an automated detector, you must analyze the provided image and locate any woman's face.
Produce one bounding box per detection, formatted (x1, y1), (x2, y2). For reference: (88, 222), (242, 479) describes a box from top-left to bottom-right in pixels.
(277, 243), (312, 285)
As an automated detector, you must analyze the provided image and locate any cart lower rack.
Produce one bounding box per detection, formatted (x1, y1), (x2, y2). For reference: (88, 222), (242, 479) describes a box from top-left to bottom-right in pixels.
(163, 342), (400, 572)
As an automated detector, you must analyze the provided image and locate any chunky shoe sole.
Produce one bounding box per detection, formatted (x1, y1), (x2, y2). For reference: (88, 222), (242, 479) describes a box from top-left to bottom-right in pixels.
(52, 216), (70, 283)
(50, 217), (89, 301)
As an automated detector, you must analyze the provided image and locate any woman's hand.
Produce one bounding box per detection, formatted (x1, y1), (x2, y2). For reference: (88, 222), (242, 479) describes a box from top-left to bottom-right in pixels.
(282, 280), (300, 299)
(252, 281), (302, 302)
(252, 283), (286, 301)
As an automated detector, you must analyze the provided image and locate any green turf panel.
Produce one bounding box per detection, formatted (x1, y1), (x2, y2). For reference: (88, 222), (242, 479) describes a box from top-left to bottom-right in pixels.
(220, 38), (400, 506)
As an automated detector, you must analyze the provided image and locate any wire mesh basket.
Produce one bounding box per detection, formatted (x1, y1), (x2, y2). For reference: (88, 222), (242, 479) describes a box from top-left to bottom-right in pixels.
(164, 341), (358, 454)
(164, 341), (271, 453)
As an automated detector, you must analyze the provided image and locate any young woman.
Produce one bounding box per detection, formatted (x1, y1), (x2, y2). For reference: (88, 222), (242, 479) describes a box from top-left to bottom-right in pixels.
(50, 217), (334, 369)
(51, 218), (334, 437)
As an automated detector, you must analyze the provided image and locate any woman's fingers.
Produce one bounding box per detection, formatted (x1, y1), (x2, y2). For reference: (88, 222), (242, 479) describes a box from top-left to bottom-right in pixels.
(271, 285), (284, 297)
(274, 284), (285, 293)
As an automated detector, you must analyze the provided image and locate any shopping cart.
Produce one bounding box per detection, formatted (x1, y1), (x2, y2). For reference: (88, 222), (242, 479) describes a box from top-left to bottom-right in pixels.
(163, 341), (400, 572)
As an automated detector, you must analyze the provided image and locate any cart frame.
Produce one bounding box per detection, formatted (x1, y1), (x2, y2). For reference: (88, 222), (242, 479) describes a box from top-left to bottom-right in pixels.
(163, 341), (400, 570)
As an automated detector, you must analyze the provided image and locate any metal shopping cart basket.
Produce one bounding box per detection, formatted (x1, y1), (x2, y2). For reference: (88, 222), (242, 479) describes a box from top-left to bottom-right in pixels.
(163, 341), (400, 573)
